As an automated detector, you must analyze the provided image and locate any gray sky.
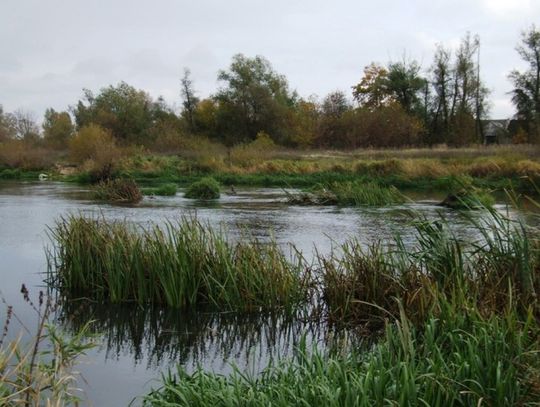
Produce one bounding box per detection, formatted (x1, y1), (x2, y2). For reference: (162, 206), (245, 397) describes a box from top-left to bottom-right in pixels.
(1, 0), (539, 120)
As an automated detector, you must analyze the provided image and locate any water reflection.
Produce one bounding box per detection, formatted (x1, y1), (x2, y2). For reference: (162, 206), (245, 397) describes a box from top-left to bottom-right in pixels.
(58, 302), (338, 373)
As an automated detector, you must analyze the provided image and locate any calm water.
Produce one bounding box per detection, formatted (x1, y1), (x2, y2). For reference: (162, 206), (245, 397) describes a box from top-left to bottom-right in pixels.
(0, 181), (532, 406)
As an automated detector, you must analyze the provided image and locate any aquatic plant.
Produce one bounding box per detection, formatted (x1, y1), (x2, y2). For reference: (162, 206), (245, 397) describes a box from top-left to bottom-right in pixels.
(47, 216), (310, 311)
(143, 306), (540, 406)
(93, 178), (143, 203)
(184, 177), (220, 199)
(320, 207), (540, 327)
(286, 181), (405, 206)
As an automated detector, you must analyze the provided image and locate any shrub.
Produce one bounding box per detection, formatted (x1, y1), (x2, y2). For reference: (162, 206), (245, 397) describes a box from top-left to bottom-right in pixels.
(184, 177), (220, 199)
(69, 124), (122, 182)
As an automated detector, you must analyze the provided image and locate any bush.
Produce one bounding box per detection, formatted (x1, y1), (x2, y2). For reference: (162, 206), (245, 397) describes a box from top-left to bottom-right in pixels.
(0, 140), (57, 170)
(184, 177), (220, 199)
(69, 124), (122, 182)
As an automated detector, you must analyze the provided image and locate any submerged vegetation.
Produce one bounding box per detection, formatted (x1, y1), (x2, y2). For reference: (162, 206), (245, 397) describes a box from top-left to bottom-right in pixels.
(47, 216), (309, 311)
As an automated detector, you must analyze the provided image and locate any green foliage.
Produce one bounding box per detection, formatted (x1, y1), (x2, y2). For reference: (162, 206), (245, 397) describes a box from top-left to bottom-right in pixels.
(287, 181), (405, 206)
(509, 25), (540, 141)
(47, 216), (310, 311)
(184, 177), (220, 199)
(143, 309), (539, 406)
(73, 82), (181, 145)
(214, 54), (296, 145)
(42, 108), (74, 149)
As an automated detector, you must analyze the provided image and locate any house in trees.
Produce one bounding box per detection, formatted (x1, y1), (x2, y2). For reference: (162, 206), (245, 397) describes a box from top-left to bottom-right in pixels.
(482, 120), (510, 144)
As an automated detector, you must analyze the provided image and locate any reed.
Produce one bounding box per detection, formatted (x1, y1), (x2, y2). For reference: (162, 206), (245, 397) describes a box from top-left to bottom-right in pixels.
(143, 306), (540, 406)
(93, 178), (143, 203)
(287, 181), (405, 206)
(320, 207), (540, 327)
(47, 216), (310, 311)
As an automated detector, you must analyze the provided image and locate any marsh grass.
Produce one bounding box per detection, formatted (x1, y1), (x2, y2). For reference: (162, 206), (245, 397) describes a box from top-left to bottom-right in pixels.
(286, 181), (405, 206)
(321, 207), (540, 327)
(143, 306), (540, 406)
(47, 216), (310, 311)
(93, 178), (143, 203)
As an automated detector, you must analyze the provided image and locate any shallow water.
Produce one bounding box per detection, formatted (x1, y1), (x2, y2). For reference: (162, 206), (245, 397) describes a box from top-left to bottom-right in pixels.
(0, 181), (534, 406)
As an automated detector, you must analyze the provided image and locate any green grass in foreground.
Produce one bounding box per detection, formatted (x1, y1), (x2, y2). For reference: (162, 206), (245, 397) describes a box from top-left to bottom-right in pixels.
(143, 208), (540, 406)
(143, 306), (539, 406)
(47, 216), (309, 311)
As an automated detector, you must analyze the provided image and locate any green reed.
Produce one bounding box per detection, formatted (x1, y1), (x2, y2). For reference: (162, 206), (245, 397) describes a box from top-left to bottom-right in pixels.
(47, 215), (310, 311)
(143, 305), (540, 406)
(287, 181), (405, 206)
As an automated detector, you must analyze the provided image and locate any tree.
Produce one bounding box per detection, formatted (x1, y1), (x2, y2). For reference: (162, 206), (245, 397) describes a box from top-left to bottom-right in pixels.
(215, 54), (296, 145)
(180, 68), (200, 133)
(428, 34), (488, 146)
(385, 60), (427, 114)
(509, 25), (540, 141)
(352, 63), (392, 109)
(11, 109), (40, 142)
(317, 90), (352, 147)
(72, 82), (156, 144)
(0, 105), (16, 142)
(42, 109), (74, 149)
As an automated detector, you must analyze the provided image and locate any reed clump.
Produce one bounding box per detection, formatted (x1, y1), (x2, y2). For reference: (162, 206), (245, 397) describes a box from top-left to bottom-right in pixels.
(320, 208), (540, 327)
(94, 178), (143, 203)
(287, 181), (405, 206)
(47, 216), (310, 311)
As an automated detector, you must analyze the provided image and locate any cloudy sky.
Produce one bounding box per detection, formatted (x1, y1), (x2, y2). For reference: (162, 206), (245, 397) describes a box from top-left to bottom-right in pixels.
(1, 0), (539, 120)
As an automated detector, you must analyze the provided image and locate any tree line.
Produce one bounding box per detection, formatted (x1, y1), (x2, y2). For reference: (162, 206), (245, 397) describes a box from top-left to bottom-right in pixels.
(1, 26), (539, 151)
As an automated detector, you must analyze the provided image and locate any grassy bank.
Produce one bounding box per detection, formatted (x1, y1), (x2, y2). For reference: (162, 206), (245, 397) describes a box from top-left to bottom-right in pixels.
(47, 216), (310, 311)
(52, 146), (540, 194)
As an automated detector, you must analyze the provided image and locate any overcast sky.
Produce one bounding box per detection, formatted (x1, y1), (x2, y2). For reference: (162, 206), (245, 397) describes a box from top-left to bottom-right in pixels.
(1, 0), (539, 120)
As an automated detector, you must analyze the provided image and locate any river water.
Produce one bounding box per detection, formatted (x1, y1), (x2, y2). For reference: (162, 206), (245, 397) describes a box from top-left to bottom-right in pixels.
(0, 181), (533, 406)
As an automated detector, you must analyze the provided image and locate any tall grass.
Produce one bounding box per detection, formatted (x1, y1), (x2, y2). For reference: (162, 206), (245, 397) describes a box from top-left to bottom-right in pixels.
(287, 181), (405, 206)
(93, 178), (143, 203)
(142, 207), (540, 405)
(47, 216), (310, 311)
(143, 306), (540, 406)
(320, 207), (540, 327)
